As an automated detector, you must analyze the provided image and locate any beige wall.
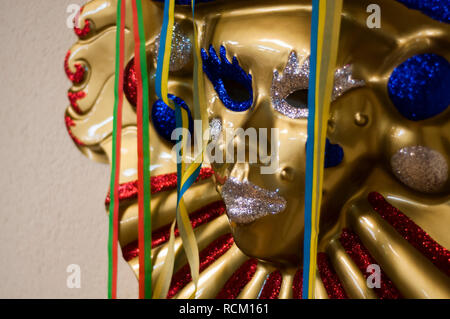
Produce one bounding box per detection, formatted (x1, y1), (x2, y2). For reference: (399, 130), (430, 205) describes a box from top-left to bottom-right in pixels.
(0, 0), (137, 298)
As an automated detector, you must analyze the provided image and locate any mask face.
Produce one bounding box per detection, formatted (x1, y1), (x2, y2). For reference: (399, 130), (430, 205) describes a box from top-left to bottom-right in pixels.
(197, 3), (371, 264)
(200, 8), (313, 265)
(65, 0), (450, 298)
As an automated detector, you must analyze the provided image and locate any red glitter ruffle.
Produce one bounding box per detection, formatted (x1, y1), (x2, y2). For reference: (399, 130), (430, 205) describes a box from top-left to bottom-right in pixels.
(292, 254), (347, 299)
(215, 258), (258, 299)
(167, 233), (234, 298)
(259, 270), (282, 299)
(317, 252), (348, 299)
(74, 18), (91, 38)
(74, 19), (91, 37)
(68, 91), (86, 114)
(124, 58), (137, 107)
(340, 228), (402, 299)
(64, 51), (85, 84)
(292, 269), (303, 299)
(65, 116), (84, 146)
(368, 191), (450, 277)
(122, 200), (226, 261)
(73, 5), (91, 37)
(105, 167), (214, 206)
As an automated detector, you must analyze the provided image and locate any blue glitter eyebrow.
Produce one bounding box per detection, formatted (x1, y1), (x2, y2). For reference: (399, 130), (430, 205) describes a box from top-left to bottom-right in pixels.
(201, 45), (253, 112)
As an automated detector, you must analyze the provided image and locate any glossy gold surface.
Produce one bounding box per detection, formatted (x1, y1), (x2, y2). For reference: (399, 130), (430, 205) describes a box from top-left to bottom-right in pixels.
(327, 238), (378, 299)
(348, 198), (450, 298)
(66, 0), (449, 298)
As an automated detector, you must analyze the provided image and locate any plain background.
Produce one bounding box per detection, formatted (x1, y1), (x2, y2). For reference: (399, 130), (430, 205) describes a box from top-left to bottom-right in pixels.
(0, 0), (137, 298)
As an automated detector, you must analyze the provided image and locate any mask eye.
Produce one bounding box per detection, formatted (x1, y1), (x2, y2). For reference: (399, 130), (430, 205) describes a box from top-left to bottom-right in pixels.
(222, 77), (252, 103)
(285, 88), (308, 109)
(271, 51), (365, 119)
(271, 52), (310, 119)
(201, 45), (253, 112)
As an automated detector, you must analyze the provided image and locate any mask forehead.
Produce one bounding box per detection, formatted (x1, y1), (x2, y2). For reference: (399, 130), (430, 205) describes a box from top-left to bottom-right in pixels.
(204, 9), (311, 64)
(199, 5), (313, 131)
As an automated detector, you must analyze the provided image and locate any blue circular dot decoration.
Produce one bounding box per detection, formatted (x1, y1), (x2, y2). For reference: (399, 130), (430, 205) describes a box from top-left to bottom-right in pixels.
(395, 0), (449, 24)
(151, 94), (193, 143)
(324, 139), (344, 168)
(388, 53), (450, 121)
(305, 138), (344, 168)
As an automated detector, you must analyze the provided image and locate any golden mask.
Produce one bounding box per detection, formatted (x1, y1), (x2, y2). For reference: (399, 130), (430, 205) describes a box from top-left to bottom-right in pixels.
(65, 0), (450, 298)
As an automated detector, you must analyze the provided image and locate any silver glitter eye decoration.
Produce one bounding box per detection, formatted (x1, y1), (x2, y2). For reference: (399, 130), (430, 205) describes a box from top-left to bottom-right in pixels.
(391, 145), (448, 193)
(332, 64), (365, 100)
(153, 23), (192, 72)
(271, 52), (310, 119)
(271, 51), (365, 119)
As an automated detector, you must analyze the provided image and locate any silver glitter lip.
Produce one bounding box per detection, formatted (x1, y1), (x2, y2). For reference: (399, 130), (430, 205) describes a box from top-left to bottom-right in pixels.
(271, 51), (365, 119)
(221, 177), (287, 224)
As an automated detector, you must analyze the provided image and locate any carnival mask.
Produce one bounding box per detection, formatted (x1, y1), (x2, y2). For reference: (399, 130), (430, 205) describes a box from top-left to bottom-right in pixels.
(65, 0), (450, 298)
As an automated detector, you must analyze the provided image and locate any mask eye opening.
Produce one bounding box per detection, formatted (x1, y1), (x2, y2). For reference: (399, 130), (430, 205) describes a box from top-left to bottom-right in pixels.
(271, 51), (365, 119)
(285, 89), (308, 109)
